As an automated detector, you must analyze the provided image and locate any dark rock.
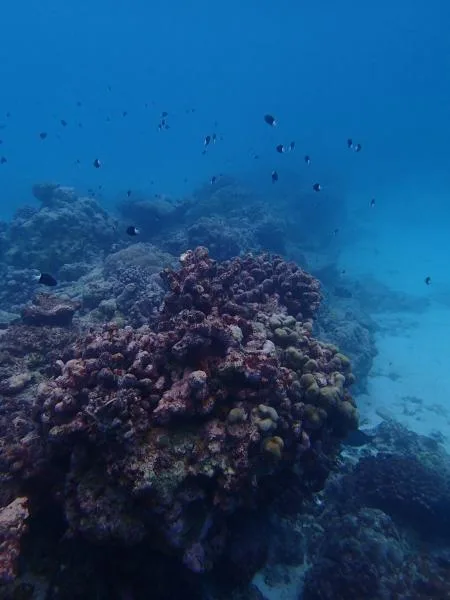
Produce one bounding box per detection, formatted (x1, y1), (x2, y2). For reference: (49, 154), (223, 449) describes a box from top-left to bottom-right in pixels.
(21, 294), (80, 327)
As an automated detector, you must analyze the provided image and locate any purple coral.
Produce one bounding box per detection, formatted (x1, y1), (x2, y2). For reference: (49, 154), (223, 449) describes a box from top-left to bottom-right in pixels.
(31, 247), (356, 574)
(21, 293), (80, 327)
(0, 497), (29, 583)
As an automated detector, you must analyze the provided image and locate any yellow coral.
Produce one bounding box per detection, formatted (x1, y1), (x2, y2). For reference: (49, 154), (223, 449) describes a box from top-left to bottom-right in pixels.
(262, 436), (284, 459)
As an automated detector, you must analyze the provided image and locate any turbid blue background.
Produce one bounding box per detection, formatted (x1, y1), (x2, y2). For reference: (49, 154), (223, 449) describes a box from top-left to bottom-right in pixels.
(0, 0), (449, 224)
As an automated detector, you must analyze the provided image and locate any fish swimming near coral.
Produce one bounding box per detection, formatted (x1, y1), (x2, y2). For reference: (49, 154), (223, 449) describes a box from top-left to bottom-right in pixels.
(35, 272), (57, 287)
(343, 429), (374, 447)
(126, 226), (140, 236)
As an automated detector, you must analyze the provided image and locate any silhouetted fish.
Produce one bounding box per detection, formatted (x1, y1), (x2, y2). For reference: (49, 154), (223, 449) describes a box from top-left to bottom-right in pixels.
(344, 429), (373, 447)
(36, 272), (57, 286)
(264, 114), (277, 127)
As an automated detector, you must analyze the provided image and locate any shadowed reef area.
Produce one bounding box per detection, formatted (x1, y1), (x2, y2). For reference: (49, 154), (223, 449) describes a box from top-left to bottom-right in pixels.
(0, 182), (447, 599)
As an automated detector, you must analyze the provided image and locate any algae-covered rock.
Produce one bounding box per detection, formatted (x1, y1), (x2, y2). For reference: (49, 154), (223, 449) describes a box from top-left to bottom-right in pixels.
(285, 346), (305, 370)
(262, 436), (284, 459)
(228, 407), (247, 424)
(273, 327), (298, 347)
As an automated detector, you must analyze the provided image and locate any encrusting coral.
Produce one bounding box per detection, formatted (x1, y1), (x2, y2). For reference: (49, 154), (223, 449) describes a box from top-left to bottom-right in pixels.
(0, 497), (29, 583)
(25, 247), (358, 575)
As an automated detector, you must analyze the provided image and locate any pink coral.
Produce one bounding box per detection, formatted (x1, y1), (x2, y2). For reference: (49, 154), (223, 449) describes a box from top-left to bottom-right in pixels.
(0, 497), (29, 583)
(32, 247), (357, 572)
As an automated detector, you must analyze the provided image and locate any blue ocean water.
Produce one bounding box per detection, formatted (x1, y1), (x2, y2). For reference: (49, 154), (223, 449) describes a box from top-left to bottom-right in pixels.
(1, 0), (450, 597)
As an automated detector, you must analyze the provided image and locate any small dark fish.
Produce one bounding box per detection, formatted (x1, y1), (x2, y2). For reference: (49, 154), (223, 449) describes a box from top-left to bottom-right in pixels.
(76, 101), (82, 107)
(354, 143), (362, 152)
(0, 156), (7, 164)
(158, 115), (169, 131)
(304, 155), (311, 165)
(75, 159), (81, 165)
(161, 111), (168, 118)
(36, 272), (57, 287)
(93, 158), (101, 168)
(333, 228), (339, 236)
(288, 141), (295, 152)
(126, 226), (140, 236)
(204, 135), (211, 147)
(344, 429), (373, 447)
(264, 114), (277, 127)
(276, 144), (285, 154)
(347, 138), (353, 149)
(6, 112), (11, 118)
(126, 190), (132, 197)
(271, 170), (278, 183)
(313, 183), (321, 192)
(107, 85), (112, 92)
(334, 285), (352, 299)
(39, 132), (47, 140)
(122, 111), (128, 117)
(370, 198), (376, 208)
(341, 269), (346, 275)
(60, 119), (67, 127)
(212, 133), (217, 144)
(210, 176), (218, 185)
(425, 276), (431, 285)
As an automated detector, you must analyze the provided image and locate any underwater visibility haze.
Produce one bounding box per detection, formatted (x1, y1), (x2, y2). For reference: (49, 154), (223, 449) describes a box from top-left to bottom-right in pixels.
(0, 0), (450, 598)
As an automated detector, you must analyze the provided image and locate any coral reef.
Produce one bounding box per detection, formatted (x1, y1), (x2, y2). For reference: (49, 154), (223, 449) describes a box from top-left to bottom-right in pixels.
(29, 247), (356, 578)
(118, 177), (335, 260)
(0, 324), (78, 503)
(21, 293), (80, 327)
(187, 218), (244, 260)
(338, 452), (450, 536)
(117, 193), (188, 237)
(249, 420), (450, 600)
(302, 508), (406, 600)
(69, 243), (174, 327)
(2, 184), (119, 273)
(316, 300), (377, 393)
(0, 497), (29, 583)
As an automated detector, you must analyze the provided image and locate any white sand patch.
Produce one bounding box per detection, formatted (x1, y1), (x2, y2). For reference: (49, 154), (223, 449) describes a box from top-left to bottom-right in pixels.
(358, 305), (450, 449)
